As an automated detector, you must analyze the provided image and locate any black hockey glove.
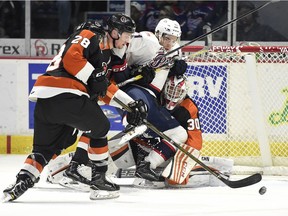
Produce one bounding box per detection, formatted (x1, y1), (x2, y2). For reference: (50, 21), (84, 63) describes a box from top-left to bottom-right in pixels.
(168, 59), (187, 77)
(130, 65), (155, 86)
(127, 99), (148, 126)
(87, 67), (109, 100)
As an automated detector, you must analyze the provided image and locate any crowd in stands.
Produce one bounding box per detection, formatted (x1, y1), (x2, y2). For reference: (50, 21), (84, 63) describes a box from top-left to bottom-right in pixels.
(0, 0), (287, 41)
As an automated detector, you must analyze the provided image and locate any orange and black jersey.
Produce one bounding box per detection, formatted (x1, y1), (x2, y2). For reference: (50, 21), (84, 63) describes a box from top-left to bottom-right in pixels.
(171, 96), (203, 151)
(29, 29), (110, 102)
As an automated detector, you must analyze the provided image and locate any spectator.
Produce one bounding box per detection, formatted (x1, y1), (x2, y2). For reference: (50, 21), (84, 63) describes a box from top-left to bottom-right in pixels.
(142, 1), (175, 33)
(182, 1), (216, 40)
(130, 1), (145, 32)
(237, 1), (287, 42)
(0, 1), (24, 38)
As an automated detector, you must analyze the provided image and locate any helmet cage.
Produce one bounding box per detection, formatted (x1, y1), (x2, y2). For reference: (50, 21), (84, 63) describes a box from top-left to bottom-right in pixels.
(163, 76), (188, 110)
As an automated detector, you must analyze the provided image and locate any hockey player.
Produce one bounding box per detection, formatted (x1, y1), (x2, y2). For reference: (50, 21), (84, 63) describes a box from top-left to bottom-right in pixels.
(110, 18), (190, 182)
(2, 14), (147, 202)
(59, 14), (149, 198)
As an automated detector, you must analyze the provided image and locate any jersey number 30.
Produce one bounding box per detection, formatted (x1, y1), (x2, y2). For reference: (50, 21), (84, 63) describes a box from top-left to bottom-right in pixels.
(187, 118), (200, 130)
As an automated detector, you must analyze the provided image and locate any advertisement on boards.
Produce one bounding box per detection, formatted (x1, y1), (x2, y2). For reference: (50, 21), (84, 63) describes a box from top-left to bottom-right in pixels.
(186, 65), (227, 134)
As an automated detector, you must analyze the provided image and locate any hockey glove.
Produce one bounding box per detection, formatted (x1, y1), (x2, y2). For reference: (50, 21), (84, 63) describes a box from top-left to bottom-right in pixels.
(87, 67), (109, 100)
(130, 65), (155, 86)
(127, 99), (148, 126)
(168, 59), (187, 77)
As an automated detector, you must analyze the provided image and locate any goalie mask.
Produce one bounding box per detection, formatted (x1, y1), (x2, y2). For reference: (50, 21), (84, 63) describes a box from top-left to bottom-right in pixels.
(162, 76), (188, 111)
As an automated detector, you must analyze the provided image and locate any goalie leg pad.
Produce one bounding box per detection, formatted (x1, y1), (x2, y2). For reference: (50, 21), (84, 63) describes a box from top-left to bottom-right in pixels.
(109, 141), (136, 169)
(199, 156), (234, 175)
(46, 152), (74, 184)
(162, 144), (200, 184)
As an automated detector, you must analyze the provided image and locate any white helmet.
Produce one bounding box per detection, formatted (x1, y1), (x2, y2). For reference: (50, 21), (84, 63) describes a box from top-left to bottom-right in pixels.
(155, 18), (182, 38)
(162, 76), (188, 110)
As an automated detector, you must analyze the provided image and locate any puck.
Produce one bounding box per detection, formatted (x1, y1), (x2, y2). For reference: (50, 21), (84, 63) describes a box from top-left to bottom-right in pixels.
(259, 186), (266, 195)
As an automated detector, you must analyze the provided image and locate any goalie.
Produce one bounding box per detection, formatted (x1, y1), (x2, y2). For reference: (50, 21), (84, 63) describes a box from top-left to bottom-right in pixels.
(109, 75), (233, 188)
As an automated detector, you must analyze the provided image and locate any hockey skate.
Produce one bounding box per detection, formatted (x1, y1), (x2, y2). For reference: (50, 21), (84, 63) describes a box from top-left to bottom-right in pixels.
(135, 161), (165, 182)
(90, 164), (120, 200)
(2, 173), (35, 202)
(60, 161), (90, 192)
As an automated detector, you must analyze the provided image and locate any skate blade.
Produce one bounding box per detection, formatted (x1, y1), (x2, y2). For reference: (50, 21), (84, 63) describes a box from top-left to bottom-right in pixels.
(90, 190), (120, 200)
(59, 177), (90, 192)
(1, 193), (14, 202)
(133, 178), (165, 189)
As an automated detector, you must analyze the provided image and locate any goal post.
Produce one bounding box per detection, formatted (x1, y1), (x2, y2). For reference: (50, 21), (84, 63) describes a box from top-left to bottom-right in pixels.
(182, 45), (288, 175)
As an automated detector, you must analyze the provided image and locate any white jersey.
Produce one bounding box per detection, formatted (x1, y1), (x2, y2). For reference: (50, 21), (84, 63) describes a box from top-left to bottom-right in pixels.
(126, 31), (161, 66)
(112, 31), (182, 97)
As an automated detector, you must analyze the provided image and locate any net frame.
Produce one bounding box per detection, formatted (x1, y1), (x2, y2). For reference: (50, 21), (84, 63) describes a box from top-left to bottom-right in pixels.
(181, 45), (288, 175)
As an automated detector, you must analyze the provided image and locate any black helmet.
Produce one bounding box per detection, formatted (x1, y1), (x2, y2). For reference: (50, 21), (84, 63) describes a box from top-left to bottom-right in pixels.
(76, 21), (105, 36)
(107, 13), (136, 34)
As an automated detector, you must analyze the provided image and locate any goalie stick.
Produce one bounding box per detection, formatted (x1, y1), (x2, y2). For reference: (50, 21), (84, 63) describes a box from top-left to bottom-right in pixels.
(112, 96), (262, 189)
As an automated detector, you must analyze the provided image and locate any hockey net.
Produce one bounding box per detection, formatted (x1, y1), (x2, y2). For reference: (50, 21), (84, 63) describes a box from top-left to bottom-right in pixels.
(182, 45), (288, 175)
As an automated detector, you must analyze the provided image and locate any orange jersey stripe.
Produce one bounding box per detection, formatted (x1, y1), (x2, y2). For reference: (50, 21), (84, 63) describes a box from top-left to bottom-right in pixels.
(101, 83), (119, 104)
(79, 136), (90, 144)
(25, 158), (44, 172)
(88, 145), (109, 154)
(34, 75), (88, 93)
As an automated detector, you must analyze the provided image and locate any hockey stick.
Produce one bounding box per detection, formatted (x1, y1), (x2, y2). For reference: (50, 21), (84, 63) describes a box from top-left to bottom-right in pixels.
(113, 96), (262, 188)
(117, 74), (143, 88)
(164, 0), (277, 57)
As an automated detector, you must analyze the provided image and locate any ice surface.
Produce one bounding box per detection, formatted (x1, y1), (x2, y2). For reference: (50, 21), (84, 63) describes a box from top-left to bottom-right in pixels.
(0, 155), (287, 216)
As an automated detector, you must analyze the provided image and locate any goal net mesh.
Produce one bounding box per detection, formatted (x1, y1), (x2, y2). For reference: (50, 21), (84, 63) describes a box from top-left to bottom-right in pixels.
(182, 46), (288, 175)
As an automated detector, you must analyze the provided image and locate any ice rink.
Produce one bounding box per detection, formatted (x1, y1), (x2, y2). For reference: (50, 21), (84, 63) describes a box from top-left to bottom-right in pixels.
(1, 154), (288, 216)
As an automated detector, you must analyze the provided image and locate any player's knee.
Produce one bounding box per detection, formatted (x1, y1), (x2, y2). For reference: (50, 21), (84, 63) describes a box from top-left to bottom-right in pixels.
(91, 118), (110, 138)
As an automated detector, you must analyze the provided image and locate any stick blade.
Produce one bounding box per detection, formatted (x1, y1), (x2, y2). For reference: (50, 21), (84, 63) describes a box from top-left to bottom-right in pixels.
(222, 173), (262, 188)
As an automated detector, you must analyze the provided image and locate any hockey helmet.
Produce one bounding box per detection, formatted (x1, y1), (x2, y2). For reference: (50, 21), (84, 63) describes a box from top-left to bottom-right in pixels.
(76, 21), (105, 36)
(107, 13), (136, 34)
(162, 76), (188, 110)
(155, 18), (182, 38)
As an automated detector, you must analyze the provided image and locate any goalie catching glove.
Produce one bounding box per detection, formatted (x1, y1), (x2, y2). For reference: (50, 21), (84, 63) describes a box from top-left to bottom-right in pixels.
(127, 99), (148, 126)
(87, 67), (109, 100)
